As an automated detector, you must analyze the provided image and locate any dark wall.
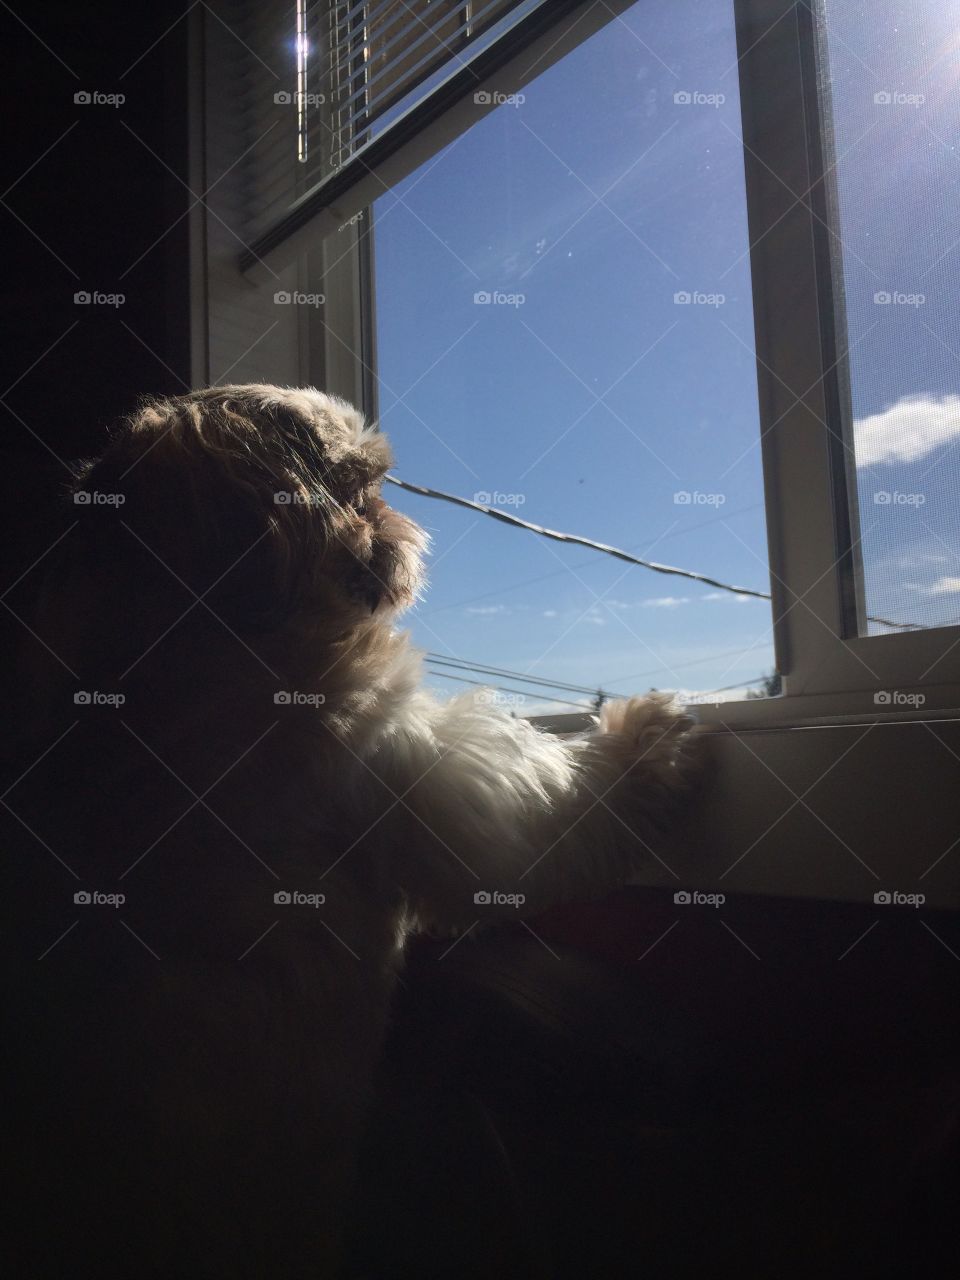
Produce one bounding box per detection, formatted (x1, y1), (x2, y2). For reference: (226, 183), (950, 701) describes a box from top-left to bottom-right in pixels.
(1, 0), (192, 728)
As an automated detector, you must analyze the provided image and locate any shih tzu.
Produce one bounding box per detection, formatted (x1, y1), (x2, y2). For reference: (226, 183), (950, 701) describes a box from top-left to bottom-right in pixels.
(20, 385), (699, 1276)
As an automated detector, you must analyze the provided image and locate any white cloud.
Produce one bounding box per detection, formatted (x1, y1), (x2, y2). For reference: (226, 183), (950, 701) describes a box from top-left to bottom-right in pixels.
(907, 575), (960, 596)
(854, 393), (960, 467)
(542, 609), (558, 618)
(703, 591), (756, 603)
(465, 604), (508, 615)
(642, 596), (690, 608)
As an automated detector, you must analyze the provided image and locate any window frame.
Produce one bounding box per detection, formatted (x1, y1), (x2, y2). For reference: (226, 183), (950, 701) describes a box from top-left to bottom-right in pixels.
(195, 0), (960, 730)
(694, 0), (960, 728)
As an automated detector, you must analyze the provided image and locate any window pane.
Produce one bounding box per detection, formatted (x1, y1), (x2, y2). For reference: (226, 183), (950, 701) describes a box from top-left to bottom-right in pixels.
(822, 0), (960, 634)
(370, 0), (773, 712)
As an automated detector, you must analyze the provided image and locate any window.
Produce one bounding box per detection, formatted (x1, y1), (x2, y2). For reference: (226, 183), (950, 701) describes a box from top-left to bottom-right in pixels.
(820, 0), (960, 635)
(370, 0), (773, 714)
(195, 0), (960, 726)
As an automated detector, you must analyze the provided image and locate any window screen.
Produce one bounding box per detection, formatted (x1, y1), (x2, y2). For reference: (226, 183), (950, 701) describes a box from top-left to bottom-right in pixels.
(821, 0), (960, 634)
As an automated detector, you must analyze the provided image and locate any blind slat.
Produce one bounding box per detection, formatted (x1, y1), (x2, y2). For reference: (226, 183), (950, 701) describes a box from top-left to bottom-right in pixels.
(232, 0), (529, 237)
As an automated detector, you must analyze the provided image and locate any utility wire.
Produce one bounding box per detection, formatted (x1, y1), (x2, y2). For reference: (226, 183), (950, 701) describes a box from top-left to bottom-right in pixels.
(420, 502), (765, 617)
(426, 652), (612, 698)
(386, 475), (770, 600)
(387, 474), (920, 631)
(602, 644), (776, 688)
(425, 668), (594, 710)
(697, 676), (769, 696)
(427, 666), (769, 709)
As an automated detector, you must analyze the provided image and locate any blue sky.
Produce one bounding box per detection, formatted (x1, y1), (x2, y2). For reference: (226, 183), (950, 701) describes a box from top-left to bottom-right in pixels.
(825, 0), (960, 632)
(363, 0), (960, 708)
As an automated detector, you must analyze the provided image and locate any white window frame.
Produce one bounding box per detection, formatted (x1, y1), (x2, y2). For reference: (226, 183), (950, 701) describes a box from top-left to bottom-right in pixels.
(193, 0), (960, 735)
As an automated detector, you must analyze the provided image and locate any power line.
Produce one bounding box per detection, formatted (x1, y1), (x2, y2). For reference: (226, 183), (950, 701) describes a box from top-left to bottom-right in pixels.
(697, 676), (769, 696)
(425, 668), (593, 710)
(386, 475), (770, 600)
(420, 502), (766, 617)
(387, 475), (921, 631)
(601, 644), (776, 688)
(426, 666), (771, 709)
(426, 652), (611, 698)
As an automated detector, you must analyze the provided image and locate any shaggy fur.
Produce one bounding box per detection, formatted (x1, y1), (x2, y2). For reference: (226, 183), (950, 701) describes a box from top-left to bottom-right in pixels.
(23, 385), (699, 1276)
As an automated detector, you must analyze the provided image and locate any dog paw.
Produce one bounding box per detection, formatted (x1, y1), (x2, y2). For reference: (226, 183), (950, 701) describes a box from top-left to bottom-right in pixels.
(599, 692), (691, 740)
(597, 693), (699, 779)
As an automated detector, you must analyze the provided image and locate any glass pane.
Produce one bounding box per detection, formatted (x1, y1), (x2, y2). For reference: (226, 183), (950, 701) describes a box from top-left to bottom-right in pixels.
(369, 0), (774, 713)
(822, 0), (960, 634)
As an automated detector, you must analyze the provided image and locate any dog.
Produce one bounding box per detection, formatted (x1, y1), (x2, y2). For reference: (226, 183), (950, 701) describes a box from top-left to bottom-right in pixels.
(13, 385), (699, 1276)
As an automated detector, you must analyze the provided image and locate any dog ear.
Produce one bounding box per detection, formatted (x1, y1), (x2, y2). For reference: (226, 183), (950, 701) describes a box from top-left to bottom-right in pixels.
(45, 429), (343, 709)
(72, 443), (301, 628)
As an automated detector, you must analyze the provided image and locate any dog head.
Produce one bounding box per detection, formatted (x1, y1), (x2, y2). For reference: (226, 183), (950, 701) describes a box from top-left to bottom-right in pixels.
(67, 385), (428, 636)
